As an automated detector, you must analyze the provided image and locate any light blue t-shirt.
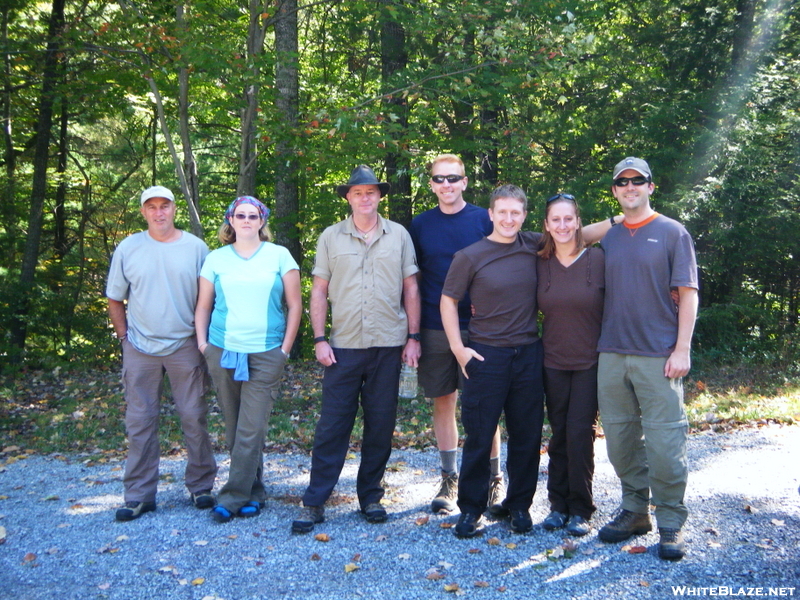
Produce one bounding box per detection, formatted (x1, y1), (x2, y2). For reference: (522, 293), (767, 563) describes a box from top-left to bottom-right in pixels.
(200, 242), (299, 353)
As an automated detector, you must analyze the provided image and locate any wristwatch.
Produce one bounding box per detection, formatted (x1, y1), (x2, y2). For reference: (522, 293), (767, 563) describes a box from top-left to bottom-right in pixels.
(407, 333), (421, 342)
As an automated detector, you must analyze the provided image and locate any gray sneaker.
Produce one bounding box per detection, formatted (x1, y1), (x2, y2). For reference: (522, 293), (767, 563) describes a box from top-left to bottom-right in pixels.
(487, 475), (506, 516)
(291, 505), (324, 534)
(430, 472), (458, 513)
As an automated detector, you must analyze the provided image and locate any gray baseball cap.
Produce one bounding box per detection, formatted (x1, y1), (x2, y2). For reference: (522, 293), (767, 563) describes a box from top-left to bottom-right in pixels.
(613, 157), (652, 180)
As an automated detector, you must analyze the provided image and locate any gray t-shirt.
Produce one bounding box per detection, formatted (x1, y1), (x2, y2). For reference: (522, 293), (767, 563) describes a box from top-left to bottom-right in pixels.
(106, 230), (208, 356)
(597, 214), (698, 357)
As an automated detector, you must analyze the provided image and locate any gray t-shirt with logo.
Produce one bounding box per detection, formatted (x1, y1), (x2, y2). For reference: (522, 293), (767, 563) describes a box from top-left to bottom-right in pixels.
(598, 214), (698, 357)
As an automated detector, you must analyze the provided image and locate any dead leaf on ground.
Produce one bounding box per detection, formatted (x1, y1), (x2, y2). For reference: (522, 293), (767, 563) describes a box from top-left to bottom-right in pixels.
(310, 553), (321, 561)
(426, 570), (445, 580)
(474, 581), (489, 588)
(444, 583), (460, 592)
(487, 537), (501, 546)
(704, 527), (719, 535)
(344, 562), (360, 573)
(314, 533), (330, 542)
(640, 581), (650, 587)
(440, 522), (453, 529)
(398, 553), (411, 560)
(771, 518), (785, 526)
(627, 545), (647, 554)
(505, 543), (517, 549)
(497, 586), (508, 592)
(744, 504), (758, 514)
(415, 515), (429, 526)
(0, 526), (6, 544)
(468, 548), (481, 554)
(98, 583), (110, 590)
(23, 552), (36, 563)
(193, 540), (209, 546)
(375, 534), (388, 542)
(352, 553), (361, 562)
(191, 577), (205, 586)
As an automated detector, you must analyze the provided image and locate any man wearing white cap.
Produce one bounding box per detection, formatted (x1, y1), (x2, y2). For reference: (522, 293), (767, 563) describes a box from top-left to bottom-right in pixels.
(106, 186), (217, 521)
(596, 158), (698, 560)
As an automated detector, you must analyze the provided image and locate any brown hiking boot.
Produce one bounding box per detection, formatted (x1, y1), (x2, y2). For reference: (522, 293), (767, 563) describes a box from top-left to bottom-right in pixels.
(658, 527), (685, 560)
(430, 472), (458, 513)
(598, 509), (652, 543)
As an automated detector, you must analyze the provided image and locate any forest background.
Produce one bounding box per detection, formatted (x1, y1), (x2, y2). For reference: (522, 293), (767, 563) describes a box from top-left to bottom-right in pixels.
(1, 0), (798, 388)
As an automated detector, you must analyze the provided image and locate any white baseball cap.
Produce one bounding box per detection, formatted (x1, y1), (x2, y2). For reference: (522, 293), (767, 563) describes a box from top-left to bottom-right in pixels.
(140, 185), (175, 205)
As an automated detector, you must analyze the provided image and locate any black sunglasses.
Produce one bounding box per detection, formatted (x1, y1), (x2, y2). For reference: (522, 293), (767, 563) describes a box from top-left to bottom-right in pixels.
(613, 176), (650, 187)
(431, 174), (465, 184)
(546, 193), (576, 204)
(233, 213), (262, 221)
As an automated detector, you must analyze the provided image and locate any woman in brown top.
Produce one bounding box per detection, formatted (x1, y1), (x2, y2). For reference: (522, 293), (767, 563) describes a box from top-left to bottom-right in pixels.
(536, 194), (607, 536)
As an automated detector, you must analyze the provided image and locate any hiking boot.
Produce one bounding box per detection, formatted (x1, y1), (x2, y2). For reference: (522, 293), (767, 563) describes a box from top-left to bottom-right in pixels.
(454, 512), (483, 538)
(487, 475), (507, 516)
(509, 509), (533, 534)
(542, 510), (568, 531)
(566, 515), (591, 537)
(292, 505), (325, 533)
(658, 528), (685, 560)
(362, 502), (388, 523)
(115, 501), (156, 522)
(190, 491), (215, 509)
(598, 509), (652, 543)
(430, 472), (458, 514)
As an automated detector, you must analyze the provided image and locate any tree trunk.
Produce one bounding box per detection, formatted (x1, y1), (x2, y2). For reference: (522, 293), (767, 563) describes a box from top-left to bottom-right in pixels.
(380, 0), (411, 227)
(1, 5), (17, 263)
(177, 3), (201, 237)
(54, 93), (69, 259)
(237, 0), (268, 197)
(9, 0), (66, 357)
(273, 0), (302, 265)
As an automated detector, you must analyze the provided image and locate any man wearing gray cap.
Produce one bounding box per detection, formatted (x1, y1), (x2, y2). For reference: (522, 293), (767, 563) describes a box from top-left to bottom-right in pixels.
(292, 165), (420, 533)
(107, 185), (217, 521)
(596, 158), (698, 560)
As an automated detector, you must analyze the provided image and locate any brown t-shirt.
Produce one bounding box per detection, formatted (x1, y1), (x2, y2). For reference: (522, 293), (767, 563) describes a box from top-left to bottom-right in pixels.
(536, 247), (605, 370)
(442, 232), (542, 348)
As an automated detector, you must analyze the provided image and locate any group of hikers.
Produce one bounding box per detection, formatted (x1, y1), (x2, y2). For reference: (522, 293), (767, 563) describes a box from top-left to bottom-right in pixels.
(107, 154), (697, 562)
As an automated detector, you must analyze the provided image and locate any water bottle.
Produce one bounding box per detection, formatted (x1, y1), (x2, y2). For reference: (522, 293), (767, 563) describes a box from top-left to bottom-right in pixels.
(398, 363), (418, 399)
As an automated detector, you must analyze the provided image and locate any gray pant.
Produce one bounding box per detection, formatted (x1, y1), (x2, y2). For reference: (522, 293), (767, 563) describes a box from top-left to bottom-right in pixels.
(121, 337), (217, 503)
(204, 344), (287, 512)
(597, 352), (689, 529)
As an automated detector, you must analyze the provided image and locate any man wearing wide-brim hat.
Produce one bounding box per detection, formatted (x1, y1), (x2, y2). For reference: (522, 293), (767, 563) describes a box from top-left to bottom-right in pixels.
(292, 165), (421, 533)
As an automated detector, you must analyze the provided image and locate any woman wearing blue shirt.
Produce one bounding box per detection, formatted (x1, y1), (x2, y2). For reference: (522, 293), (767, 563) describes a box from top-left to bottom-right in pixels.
(195, 196), (301, 523)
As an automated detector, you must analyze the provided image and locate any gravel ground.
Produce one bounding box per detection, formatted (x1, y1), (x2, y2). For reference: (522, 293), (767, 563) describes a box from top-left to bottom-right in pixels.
(1, 424), (798, 600)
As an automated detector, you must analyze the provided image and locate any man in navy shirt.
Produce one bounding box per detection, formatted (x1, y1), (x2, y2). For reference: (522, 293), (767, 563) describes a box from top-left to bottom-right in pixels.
(410, 154), (505, 514)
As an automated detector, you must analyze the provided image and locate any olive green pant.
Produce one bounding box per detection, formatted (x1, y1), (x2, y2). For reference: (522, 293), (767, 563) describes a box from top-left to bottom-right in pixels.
(597, 353), (689, 529)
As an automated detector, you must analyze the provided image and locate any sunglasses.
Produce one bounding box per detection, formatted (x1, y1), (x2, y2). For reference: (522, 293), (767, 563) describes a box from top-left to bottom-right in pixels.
(233, 213), (262, 221)
(546, 193), (575, 204)
(430, 174), (465, 184)
(613, 176), (650, 187)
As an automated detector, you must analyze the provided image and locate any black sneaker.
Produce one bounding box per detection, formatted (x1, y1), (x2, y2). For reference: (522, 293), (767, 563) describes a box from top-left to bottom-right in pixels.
(565, 515), (591, 537)
(190, 491), (215, 509)
(509, 509), (532, 534)
(454, 512), (483, 538)
(362, 502), (388, 523)
(598, 509), (652, 543)
(292, 505), (325, 533)
(658, 528), (685, 560)
(430, 472), (458, 514)
(542, 510), (568, 531)
(115, 501), (156, 522)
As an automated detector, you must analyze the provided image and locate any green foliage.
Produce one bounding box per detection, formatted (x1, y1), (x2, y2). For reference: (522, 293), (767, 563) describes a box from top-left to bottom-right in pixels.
(1, 0), (798, 366)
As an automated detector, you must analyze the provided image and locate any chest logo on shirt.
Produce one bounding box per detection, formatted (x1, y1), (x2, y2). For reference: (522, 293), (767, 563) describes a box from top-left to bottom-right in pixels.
(647, 238), (659, 243)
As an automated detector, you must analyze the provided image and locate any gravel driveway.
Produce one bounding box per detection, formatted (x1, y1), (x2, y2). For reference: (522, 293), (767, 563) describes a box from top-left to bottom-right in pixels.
(1, 424), (798, 600)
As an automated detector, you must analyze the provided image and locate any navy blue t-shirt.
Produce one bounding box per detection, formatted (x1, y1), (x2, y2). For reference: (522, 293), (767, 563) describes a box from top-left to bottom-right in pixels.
(410, 203), (492, 330)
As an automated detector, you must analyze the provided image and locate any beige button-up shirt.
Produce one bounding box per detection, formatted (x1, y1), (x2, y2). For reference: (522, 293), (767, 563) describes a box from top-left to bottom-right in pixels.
(312, 215), (418, 348)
